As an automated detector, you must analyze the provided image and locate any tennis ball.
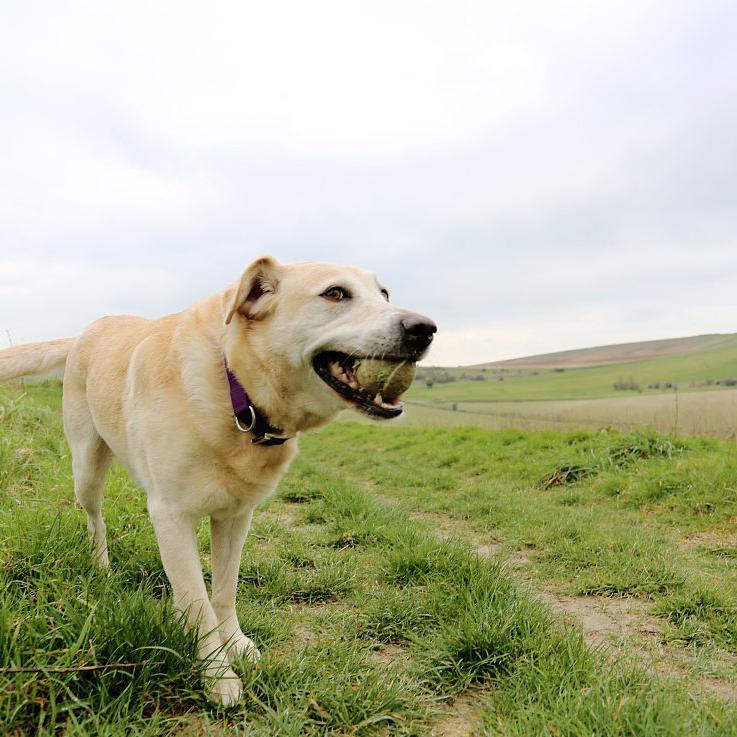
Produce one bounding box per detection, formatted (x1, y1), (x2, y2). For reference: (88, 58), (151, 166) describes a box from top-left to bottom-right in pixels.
(354, 359), (416, 398)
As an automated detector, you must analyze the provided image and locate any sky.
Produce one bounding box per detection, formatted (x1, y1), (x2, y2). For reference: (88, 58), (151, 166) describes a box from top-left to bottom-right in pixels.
(1, 0), (736, 365)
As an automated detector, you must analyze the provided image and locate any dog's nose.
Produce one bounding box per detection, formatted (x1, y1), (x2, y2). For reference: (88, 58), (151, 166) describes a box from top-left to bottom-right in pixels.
(400, 313), (437, 352)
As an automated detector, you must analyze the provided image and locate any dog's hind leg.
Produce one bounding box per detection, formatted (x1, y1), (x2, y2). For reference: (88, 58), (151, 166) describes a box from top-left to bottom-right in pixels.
(63, 386), (113, 568)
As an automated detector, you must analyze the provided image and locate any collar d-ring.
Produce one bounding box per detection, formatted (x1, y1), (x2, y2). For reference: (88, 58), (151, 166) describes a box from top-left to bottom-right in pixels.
(225, 360), (291, 446)
(234, 405), (256, 433)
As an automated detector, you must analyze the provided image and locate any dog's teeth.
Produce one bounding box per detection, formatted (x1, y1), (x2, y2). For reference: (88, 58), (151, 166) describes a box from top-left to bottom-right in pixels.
(330, 363), (353, 386)
(348, 379), (360, 390)
(373, 393), (383, 406)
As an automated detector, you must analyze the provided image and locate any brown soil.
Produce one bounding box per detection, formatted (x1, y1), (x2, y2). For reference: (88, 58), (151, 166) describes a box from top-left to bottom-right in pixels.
(430, 689), (485, 737)
(680, 530), (737, 551)
(366, 643), (409, 667)
(537, 592), (661, 647)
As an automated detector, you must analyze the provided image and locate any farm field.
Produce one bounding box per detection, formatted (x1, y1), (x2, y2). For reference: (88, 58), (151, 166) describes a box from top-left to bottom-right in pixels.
(2, 383), (737, 735)
(399, 388), (737, 438)
(410, 333), (737, 403)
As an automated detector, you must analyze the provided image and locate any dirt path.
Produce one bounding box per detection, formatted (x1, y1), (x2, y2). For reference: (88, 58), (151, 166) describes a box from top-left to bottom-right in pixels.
(272, 481), (737, 737)
(362, 489), (737, 704)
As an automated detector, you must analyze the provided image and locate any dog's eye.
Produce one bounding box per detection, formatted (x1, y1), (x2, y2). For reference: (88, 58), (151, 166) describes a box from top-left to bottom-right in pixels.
(321, 286), (351, 302)
(380, 289), (390, 301)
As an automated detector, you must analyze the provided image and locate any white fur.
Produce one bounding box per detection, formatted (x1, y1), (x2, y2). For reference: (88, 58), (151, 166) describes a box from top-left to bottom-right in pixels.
(0, 258), (433, 704)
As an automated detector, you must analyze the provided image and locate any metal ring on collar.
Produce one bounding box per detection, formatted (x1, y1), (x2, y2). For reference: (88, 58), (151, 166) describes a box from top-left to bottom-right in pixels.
(234, 405), (257, 433)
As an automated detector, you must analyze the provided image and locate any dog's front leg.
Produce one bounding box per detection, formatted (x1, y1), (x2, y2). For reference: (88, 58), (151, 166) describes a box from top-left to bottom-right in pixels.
(149, 507), (243, 706)
(210, 510), (260, 664)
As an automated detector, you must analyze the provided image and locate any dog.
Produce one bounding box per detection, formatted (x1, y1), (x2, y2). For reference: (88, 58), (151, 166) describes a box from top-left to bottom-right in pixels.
(0, 257), (436, 704)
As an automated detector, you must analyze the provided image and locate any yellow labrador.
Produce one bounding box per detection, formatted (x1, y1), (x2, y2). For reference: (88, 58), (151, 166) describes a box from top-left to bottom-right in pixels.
(0, 257), (435, 704)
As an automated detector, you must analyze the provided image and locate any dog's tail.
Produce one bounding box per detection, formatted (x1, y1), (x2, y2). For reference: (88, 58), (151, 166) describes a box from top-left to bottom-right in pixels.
(0, 338), (75, 382)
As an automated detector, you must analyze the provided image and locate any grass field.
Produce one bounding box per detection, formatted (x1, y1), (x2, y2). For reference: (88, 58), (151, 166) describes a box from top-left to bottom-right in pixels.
(410, 334), (737, 403)
(398, 389), (737, 438)
(3, 382), (737, 735)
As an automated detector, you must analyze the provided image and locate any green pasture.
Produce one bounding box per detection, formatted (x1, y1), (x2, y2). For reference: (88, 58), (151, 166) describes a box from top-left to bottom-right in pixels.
(2, 382), (737, 735)
(411, 334), (737, 402)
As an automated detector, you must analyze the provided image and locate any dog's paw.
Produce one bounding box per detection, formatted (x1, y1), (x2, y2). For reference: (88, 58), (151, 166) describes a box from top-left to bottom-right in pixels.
(206, 668), (243, 707)
(225, 634), (261, 664)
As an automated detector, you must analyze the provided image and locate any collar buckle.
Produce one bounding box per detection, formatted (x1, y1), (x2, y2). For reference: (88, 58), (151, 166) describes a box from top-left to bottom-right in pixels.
(251, 432), (291, 446)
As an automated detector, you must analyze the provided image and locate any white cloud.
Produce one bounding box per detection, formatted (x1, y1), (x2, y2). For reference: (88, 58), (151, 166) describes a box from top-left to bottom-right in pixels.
(1, 1), (736, 363)
(0, 259), (183, 344)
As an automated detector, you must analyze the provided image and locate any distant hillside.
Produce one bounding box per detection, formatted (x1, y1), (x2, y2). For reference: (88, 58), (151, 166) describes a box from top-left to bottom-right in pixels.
(472, 333), (737, 369)
(410, 331), (737, 403)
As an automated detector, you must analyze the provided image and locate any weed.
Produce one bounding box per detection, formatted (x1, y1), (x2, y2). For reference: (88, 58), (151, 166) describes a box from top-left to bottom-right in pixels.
(540, 464), (596, 489)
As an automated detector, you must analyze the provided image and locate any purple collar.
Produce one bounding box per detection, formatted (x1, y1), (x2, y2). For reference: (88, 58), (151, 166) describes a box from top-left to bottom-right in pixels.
(225, 362), (291, 446)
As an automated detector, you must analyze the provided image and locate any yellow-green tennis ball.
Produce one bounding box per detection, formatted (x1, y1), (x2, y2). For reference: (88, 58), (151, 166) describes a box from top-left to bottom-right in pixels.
(354, 359), (417, 397)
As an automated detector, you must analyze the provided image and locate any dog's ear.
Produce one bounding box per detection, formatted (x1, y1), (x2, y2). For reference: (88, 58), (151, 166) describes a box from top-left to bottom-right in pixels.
(225, 256), (282, 324)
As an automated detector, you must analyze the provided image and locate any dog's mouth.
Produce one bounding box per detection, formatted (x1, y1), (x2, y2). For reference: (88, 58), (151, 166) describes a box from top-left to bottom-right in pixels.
(312, 351), (406, 419)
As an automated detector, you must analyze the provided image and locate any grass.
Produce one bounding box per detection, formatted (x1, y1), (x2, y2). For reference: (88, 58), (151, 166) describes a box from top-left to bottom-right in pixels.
(2, 381), (737, 735)
(410, 333), (737, 402)
(395, 388), (737, 438)
(303, 423), (737, 651)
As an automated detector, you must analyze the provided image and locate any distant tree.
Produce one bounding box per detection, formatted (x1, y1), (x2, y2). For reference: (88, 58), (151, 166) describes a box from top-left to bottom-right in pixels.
(613, 376), (641, 392)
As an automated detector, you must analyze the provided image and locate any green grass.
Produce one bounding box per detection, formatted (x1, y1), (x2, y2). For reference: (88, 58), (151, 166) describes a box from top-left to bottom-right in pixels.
(411, 334), (737, 402)
(2, 382), (737, 735)
(302, 423), (737, 651)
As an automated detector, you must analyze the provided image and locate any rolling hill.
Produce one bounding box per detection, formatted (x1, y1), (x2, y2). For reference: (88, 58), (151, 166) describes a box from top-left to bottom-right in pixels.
(410, 332), (737, 403)
(472, 333), (737, 369)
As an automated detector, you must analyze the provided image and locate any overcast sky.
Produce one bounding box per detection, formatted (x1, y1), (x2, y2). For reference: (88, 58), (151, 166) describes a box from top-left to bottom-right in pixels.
(1, 1), (736, 365)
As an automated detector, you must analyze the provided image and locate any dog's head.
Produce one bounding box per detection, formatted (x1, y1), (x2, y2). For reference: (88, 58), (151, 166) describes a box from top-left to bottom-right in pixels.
(223, 256), (436, 429)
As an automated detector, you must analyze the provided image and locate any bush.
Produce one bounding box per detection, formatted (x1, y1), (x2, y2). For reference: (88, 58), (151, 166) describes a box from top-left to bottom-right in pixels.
(613, 376), (641, 392)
